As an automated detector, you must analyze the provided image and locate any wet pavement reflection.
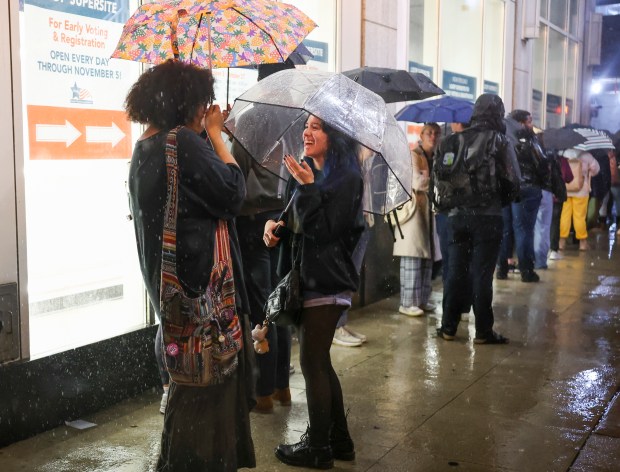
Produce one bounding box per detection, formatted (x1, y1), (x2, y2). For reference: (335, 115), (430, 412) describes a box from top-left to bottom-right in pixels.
(1, 232), (619, 471)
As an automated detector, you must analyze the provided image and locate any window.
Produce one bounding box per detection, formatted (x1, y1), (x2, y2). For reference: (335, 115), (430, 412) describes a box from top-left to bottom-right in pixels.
(483, 0), (505, 96)
(440, 0), (483, 94)
(549, 0), (568, 30)
(546, 29), (566, 128)
(532, 25), (547, 126)
(569, 0), (580, 36)
(286, 0), (337, 73)
(565, 40), (578, 124)
(21, 0), (146, 358)
(540, 0), (549, 19)
(408, 0), (439, 80)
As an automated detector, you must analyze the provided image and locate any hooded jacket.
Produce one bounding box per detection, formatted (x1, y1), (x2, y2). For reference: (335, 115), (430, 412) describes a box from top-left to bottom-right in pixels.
(505, 116), (548, 189)
(434, 94), (520, 216)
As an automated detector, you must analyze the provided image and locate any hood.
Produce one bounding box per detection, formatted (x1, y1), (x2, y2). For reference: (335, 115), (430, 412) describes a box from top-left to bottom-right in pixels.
(470, 93), (506, 133)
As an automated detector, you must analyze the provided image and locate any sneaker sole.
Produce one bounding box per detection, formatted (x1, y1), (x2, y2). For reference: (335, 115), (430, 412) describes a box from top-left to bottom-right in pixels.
(332, 339), (362, 347)
(399, 310), (424, 317)
(274, 450), (334, 469)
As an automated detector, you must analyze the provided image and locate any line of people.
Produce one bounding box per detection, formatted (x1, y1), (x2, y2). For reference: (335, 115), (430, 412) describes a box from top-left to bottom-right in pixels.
(395, 94), (618, 345)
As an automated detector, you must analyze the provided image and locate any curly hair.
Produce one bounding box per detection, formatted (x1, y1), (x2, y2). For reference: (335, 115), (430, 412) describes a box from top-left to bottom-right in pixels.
(509, 109), (531, 124)
(124, 60), (215, 130)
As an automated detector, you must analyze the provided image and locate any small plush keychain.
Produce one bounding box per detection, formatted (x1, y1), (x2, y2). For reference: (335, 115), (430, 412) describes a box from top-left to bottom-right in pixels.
(251, 323), (270, 354)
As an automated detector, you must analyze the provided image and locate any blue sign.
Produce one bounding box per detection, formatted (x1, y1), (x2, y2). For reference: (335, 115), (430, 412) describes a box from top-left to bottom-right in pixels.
(483, 80), (499, 95)
(442, 70), (477, 101)
(303, 40), (329, 64)
(532, 89), (543, 101)
(408, 61), (434, 80)
(24, 0), (129, 23)
(546, 93), (562, 114)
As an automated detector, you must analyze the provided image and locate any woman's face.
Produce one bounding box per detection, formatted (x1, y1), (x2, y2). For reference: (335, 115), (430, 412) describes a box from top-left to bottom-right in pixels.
(420, 127), (440, 151)
(303, 115), (329, 160)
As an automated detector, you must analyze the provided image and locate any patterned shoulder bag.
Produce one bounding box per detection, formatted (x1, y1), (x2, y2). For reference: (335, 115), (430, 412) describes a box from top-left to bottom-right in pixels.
(159, 126), (243, 386)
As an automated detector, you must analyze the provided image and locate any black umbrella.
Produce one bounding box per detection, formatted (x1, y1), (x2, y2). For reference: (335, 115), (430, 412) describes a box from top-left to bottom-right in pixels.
(342, 66), (444, 103)
(539, 127), (587, 150)
(541, 126), (615, 151)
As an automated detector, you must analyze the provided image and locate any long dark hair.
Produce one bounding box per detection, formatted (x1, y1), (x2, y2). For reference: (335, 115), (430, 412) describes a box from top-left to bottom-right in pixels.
(124, 60), (215, 130)
(318, 119), (361, 181)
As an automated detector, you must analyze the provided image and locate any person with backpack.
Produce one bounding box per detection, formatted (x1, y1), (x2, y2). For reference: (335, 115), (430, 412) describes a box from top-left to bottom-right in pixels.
(433, 94), (519, 344)
(559, 148), (600, 251)
(497, 110), (548, 282)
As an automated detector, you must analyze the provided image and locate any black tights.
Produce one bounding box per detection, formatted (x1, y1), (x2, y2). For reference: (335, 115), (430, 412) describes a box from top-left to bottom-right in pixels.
(298, 304), (348, 447)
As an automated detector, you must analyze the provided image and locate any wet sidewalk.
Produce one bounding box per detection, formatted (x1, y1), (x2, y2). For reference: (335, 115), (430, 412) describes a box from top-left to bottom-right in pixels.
(1, 232), (619, 471)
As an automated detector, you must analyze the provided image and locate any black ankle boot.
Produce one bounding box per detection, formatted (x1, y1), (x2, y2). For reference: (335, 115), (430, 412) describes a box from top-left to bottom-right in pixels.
(329, 425), (355, 461)
(275, 430), (334, 469)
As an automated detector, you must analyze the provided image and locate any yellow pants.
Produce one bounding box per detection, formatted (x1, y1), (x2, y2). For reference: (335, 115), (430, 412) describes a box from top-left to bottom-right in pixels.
(560, 196), (589, 240)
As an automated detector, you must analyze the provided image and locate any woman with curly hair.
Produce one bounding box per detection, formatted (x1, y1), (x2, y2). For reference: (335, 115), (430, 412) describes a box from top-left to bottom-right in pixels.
(125, 60), (255, 471)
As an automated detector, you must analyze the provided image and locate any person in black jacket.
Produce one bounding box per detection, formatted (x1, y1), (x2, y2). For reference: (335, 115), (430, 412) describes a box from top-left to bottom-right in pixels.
(497, 109), (548, 282)
(264, 114), (364, 470)
(434, 94), (519, 344)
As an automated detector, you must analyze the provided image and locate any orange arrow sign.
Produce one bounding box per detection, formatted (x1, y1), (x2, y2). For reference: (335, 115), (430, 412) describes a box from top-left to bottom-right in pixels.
(28, 105), (132, 160)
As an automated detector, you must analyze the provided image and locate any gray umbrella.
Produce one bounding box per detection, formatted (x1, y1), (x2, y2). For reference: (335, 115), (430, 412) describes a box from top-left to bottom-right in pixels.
(225, 69), (413, 215)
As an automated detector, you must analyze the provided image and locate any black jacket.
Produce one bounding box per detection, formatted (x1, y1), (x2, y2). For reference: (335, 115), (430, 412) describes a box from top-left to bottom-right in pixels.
(505, 117), (548, 189)
(280, 161), (364, 295)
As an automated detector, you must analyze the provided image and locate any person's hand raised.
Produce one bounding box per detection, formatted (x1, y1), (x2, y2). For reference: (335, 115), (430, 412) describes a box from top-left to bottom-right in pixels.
(284, 155), (314, 185)
(204, 104), (225, 138)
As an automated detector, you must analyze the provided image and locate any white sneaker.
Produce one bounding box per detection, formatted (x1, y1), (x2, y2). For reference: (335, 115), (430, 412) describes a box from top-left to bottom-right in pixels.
(343, 325), (367, 343)
(549, 251), (563, 260)
(420, 302), (436, 312)
(159, 390), (169, 415)
(332, 327), (363, 347)
(399, 305), (424, 317)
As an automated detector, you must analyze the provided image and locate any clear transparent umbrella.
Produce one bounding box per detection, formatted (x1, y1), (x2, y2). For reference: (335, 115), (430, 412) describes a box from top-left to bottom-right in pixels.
(225, 69), (413, 215)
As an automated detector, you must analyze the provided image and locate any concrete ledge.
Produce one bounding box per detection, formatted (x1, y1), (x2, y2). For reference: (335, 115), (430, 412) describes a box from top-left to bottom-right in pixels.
(0, 325), (160, 448)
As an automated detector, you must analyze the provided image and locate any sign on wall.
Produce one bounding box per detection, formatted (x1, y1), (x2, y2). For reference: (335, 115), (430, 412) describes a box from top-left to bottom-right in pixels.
(24, 0), (134, 159)
(483, 80), (500, 95)
(442, 70), (477, 101)
(408, 61), (434, 80)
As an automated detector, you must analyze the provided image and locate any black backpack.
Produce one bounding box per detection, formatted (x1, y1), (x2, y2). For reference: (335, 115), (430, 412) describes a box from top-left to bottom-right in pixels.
(432, 128), (503, 212)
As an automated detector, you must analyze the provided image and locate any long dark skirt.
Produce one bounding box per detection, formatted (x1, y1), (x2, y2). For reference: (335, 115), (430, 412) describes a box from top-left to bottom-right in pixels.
(156, 314), (256, 472)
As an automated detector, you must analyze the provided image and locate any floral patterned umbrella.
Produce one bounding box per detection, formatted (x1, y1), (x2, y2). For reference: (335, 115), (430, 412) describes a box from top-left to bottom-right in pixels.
(111, 0), (317, 68)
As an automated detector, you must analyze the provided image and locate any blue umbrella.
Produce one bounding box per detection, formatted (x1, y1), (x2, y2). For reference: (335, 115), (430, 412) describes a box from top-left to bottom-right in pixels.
(395, 95), (474, 123)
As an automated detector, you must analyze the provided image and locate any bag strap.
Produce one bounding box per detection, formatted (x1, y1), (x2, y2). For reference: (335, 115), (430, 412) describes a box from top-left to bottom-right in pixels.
(291, 233), (303, 270)
(162, 127), (231, 283)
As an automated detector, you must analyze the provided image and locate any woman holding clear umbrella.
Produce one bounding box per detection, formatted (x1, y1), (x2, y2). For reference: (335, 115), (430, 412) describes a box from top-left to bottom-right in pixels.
(264, 115), (365, 470)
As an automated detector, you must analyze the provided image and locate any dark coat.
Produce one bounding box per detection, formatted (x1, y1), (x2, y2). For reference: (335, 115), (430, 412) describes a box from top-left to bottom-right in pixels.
(279, 158), (364, 295)
(128, 127), (256, 470)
